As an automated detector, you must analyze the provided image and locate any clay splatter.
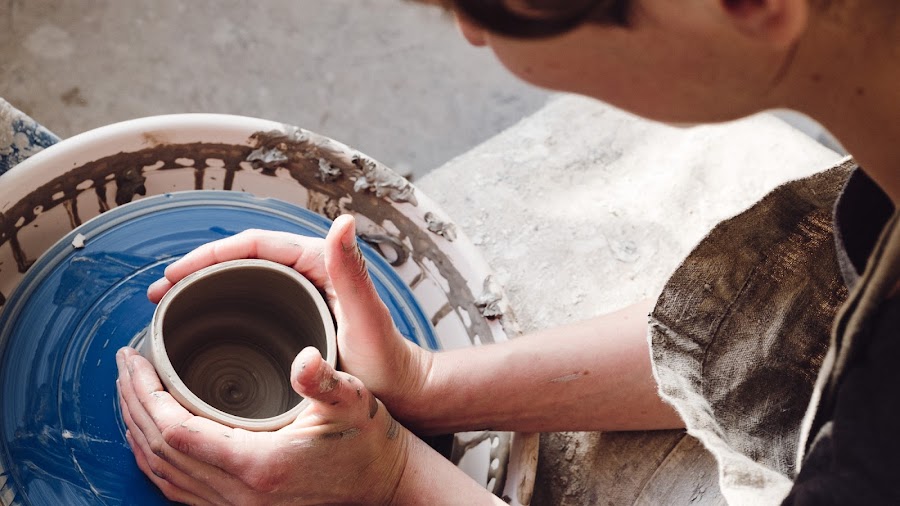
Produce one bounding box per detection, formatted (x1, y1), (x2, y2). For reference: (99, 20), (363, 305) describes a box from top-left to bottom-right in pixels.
(475, 276), (505, 319)
(425, 212), (457, 241)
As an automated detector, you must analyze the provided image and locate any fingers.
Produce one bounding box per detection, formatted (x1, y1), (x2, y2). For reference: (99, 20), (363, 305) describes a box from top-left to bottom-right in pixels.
(324, 215), (398, 344)
(147, 230), (329, 303)
(125, 430), (215, 506)
(120, 387), (192, 496)
(119, 348), (192, 429)
(147, 277), (175, 302)
(116, 348), (247, 501)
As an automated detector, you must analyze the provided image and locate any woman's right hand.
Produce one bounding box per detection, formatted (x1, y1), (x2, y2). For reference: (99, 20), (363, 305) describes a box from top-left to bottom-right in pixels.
(146, 215), (434, 427)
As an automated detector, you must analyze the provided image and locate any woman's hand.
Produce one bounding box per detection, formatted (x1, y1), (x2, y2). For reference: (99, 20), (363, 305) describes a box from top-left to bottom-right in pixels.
(116, 346), (409, 505)
(146, 215), (432, 424)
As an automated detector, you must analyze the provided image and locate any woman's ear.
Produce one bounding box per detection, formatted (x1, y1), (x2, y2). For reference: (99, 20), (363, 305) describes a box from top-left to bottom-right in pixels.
(455, 12), (488, 47)
(721, 0), (809, 48)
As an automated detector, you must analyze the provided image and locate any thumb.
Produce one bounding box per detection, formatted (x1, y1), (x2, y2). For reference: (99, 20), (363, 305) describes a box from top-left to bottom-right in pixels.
(324, 215), (397, 339)
(289, 347), (375, 422)
(289, 347), (347, 406)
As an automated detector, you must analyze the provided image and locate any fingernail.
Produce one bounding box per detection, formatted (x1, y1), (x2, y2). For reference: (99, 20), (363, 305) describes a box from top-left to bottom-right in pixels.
(115, 352), (126, 378)
(369, 395), (379, 419)
(341, 227), (357, 253)
(148, 277), (168, 293)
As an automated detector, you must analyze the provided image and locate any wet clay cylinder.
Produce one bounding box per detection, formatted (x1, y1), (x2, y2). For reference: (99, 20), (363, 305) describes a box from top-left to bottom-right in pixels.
(147, 259), (336, 431)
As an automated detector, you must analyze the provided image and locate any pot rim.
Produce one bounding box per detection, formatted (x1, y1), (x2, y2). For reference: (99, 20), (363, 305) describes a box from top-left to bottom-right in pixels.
(149, 258), (337, 431)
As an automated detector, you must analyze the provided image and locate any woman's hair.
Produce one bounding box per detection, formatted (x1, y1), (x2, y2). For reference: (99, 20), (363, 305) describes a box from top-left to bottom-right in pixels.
(436, 0), (632, 38)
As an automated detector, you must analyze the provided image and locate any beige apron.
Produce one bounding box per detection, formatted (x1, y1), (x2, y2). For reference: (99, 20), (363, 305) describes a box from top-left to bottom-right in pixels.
(648, 161), (861, 504)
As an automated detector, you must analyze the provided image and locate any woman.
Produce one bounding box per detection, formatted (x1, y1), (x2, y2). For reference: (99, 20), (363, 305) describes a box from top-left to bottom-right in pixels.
(117, 0), (900, 503)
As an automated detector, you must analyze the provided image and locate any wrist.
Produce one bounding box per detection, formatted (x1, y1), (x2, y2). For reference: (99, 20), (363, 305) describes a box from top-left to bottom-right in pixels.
(380, 337), (435, 427)
(387, 428), (502, 506)
(366, 424), (414, 506)
(384, 427), (418, 506)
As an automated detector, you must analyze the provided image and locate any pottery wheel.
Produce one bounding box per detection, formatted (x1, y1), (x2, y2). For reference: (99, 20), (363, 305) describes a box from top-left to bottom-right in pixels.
(0, 191), (436, 504)
(0, 114), (535, 506)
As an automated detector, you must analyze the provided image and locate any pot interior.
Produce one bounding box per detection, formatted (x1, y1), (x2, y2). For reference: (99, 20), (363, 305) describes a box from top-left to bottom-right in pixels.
(162, 264), (328, 419)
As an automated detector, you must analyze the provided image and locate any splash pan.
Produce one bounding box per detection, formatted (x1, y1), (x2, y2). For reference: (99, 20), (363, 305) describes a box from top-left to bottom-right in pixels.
(0, 115), (534, 505)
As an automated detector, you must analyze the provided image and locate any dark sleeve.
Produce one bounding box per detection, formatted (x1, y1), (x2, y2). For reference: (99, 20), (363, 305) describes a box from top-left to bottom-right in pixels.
(782, 296), (900, 505)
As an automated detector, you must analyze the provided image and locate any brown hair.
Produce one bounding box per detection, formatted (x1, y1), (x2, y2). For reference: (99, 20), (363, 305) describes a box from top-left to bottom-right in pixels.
(426, 0), (631, 37)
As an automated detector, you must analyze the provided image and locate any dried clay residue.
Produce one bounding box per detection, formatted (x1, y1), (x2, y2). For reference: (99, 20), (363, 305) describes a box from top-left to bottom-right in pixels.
(475, 275), (505, 319)
(351, 156), (417, 204)
(1, 124), (508, 348)
(424, 212), (457, 241)
(71, 234), (86, 249)
(246, 126), (502, 344)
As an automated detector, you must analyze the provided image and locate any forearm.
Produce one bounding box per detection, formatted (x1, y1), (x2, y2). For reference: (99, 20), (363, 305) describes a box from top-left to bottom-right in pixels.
(390, 432), (506, 506)
(407, 299), (683, 434)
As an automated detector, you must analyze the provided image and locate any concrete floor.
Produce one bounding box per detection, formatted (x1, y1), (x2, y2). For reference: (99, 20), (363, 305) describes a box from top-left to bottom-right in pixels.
(0, 0), (549, 180)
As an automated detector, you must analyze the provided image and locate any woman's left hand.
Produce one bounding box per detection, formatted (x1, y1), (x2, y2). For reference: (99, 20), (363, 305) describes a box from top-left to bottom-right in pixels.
(115, 346), (409, 505)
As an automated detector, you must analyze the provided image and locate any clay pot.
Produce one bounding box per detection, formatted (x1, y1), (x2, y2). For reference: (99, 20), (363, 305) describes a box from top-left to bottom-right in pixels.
(144, 259), (336, 431)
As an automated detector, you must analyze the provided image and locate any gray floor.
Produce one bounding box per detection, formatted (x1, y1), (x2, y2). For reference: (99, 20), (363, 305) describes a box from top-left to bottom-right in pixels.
(0, 0), (549, 180)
